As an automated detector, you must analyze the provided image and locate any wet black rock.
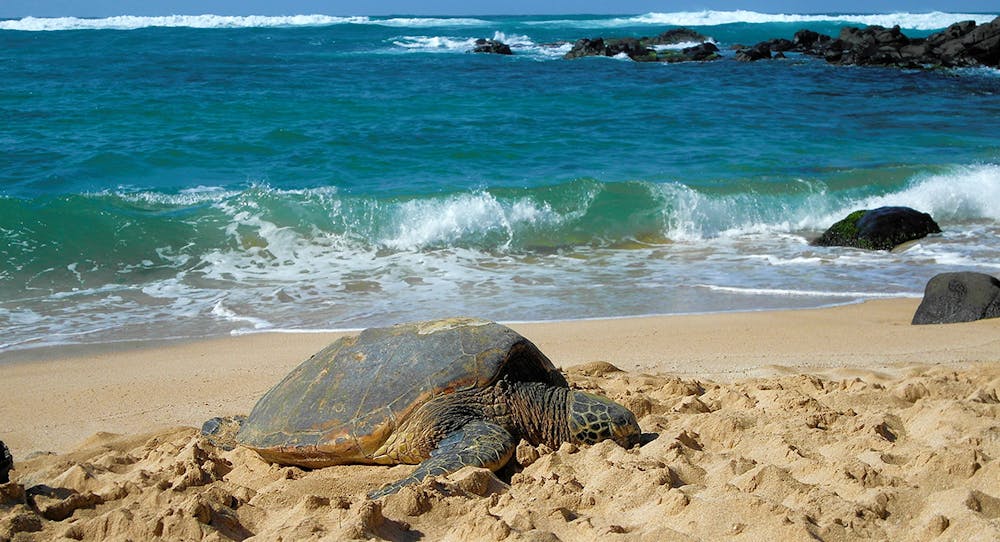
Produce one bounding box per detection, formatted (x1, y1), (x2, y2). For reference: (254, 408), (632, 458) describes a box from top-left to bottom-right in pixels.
(564, 27), (718, 63)
(812, 206), (941, 251)
(739, 16), (1000, 69)
(912, 272), (1000, 325)
(471, 38), (513, 55)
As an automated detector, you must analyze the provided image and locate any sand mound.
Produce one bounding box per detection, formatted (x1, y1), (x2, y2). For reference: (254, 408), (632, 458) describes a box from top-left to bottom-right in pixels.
(3, 362), (998, 541)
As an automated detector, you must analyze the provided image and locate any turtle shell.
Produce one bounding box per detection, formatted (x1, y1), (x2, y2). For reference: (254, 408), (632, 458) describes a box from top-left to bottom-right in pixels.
(237, 317), (567, 467)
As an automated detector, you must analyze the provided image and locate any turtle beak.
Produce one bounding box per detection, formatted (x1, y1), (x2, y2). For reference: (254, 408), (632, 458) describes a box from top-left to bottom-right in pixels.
(612, 412), (642, 449)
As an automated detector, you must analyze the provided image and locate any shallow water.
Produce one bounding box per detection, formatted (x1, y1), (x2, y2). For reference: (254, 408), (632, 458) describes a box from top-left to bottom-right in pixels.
(2, 11), (999, 351)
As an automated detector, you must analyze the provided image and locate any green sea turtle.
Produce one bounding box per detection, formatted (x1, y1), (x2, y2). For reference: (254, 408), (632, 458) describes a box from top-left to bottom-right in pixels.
(203, 317), (641, 499)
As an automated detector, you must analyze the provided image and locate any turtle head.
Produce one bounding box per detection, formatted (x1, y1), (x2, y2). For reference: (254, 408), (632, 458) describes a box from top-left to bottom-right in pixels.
(566, 391), (641, 449)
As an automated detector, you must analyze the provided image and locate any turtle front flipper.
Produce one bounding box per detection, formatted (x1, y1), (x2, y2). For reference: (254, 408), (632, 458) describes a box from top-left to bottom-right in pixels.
(368, 420), (516, 499)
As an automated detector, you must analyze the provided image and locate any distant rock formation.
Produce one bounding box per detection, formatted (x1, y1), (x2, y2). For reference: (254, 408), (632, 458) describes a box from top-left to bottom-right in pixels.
(470, 38), (513, 55)
(812, 206), (941, 251)
(565, 28), (719, 63)
(470, 18), (999, 69)
(736, 16), (1000, 68)
(912, 272), (1000, 325)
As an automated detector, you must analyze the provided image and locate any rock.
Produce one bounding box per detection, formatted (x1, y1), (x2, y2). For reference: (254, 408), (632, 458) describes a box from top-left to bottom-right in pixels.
(0, 441), (11, 484)
(681, 42), (720, 62)
(735, 37), (801, 62)
(912, 272), (1000, 325)
(564, 28), (718, 63)
(825, 25), (912, 66)
(565, 37), (652, 60)
(794, 29), (833, 53)
(735, 42), (772, 62)
(648, 28), (710, 46)
(471, 38), (513, 55)
(564, 37), (607, 59)
(961, 17), (1000, 66)
(756, 18), (1000, 69)
(812, 206), (941, 251)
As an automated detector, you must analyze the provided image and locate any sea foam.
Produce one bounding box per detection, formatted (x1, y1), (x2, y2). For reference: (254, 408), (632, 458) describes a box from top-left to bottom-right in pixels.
(625, 10), (997, 30)
(659, 163), (1000, 240)
(6, 11), (995, 32)
(0, 14), (490, 31)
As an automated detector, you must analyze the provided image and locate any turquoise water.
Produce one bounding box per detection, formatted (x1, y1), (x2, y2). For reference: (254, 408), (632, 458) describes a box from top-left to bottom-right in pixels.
(2, 11), (1000, 351)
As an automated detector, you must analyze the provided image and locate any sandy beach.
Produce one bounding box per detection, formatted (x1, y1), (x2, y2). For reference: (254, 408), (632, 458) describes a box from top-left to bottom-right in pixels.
(2, 298), (999, 540)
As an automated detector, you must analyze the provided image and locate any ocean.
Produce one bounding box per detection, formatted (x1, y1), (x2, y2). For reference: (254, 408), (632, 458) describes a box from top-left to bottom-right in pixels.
(2, 11), (999, 352)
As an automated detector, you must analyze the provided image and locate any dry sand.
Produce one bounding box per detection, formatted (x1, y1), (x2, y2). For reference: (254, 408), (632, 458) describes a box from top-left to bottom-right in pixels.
(1, 298), (999, 540)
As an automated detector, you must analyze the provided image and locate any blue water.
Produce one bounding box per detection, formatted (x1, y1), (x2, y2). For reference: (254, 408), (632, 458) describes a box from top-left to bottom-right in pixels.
(2, 11), (1000, 352)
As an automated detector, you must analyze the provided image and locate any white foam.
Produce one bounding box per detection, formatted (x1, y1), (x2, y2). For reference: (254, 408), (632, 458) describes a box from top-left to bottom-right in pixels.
(0, 14), (489, 32)
(652, 40), (715, 51)
(392, 35), (478, 52)
(805, 163), (1000, 230)
(377, 17), (489, 28)
(697, 284), (921, 298)
(656, 163), (1000, 241)
(626, 10), (997, 30)
(211, 300), (272, 329)
(391, 31), (540, 53)
(491, 31), (534, 47)
(382, 192), (560, 250)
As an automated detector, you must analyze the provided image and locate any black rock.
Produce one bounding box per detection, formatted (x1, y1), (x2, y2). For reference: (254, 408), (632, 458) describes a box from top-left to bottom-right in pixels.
(912, 272), (1000, 325)
(564, 28), (718, 63)
(681, 42), (721, 61)
(764, 18), (1000, 69)
(648, 28), (710, 46)
(471, 38), (513, 55)
(563, 38), (632, 59)
(735, 42), (772, 62)
(793, 29), (833, 53)
(1, 440), (12, 484)
(812, 206), (941, 251)
(961, 16), (1000, 66)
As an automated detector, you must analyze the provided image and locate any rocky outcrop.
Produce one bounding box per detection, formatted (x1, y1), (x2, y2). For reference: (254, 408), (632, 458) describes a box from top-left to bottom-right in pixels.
(564, 28), (718, 63)
(912, 272), (1000, 325)
(471, 38), (512, 55)
(680, 42), (721, 62)
(737, 16), (1000, 69)
(812, 206), (941, 251)
(648, 28), (711, 46)
(735, 42), (775, 62)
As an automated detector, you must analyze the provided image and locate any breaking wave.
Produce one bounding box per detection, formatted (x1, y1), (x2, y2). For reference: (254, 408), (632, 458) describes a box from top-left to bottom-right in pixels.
(4, 11), (995, 32)
(0, 14), (491, 31)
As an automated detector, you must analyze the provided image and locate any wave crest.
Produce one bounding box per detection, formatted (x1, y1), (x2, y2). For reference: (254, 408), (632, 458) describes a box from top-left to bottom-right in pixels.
(0, 14), (490, 32)
(530, 10), (998, 31)
(630, 10), (997, 30)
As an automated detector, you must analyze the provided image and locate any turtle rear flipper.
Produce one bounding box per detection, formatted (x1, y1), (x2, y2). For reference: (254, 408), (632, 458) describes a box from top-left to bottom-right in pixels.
(201, 415), (247, 451)
(368, 420), (515, 499)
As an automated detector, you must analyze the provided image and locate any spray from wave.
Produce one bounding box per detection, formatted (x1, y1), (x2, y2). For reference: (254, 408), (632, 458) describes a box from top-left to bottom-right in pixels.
(624, 10), (997, 31)
(0, 14), (490, 31)
(3, 11), (995, 32)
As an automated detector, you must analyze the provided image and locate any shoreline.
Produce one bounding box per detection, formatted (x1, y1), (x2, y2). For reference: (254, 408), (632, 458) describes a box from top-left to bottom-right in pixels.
(2, 297), (999, 459)
(0, 294), (918, 364)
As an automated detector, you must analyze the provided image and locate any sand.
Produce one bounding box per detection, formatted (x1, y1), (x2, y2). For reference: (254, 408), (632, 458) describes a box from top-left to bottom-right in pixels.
(1, 298), (999, 540)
